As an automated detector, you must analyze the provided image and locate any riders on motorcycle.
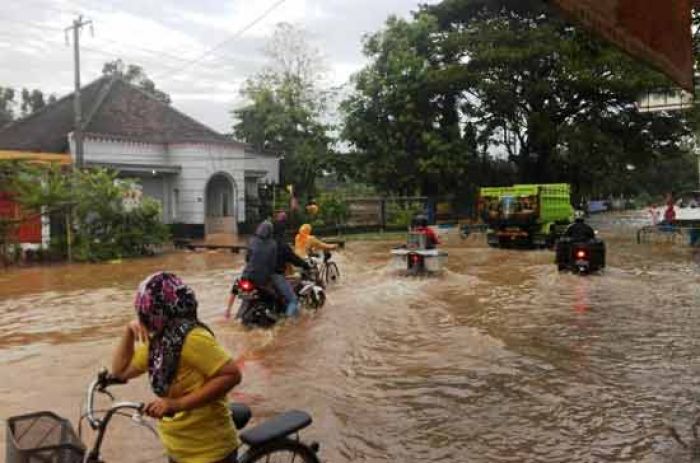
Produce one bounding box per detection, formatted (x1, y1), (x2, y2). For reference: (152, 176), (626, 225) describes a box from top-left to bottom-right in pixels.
(113, 272), (242, 463)
(272, 219), (311, 318)
(412, 215), (440, 249)
(564, 212), (595, 243)
(294, 223), (337, 258)
(225, 221), (276, 319)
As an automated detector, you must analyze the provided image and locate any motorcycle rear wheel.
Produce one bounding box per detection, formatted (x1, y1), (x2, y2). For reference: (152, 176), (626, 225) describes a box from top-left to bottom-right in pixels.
(241, 301), (278, 328)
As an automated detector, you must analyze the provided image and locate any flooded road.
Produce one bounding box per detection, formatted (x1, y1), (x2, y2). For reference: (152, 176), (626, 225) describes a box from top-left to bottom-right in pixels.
(2, 214), (700, 462)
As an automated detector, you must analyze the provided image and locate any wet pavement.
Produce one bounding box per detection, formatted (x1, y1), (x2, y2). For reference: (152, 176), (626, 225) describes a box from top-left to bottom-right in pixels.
(1, 213), (700, 462)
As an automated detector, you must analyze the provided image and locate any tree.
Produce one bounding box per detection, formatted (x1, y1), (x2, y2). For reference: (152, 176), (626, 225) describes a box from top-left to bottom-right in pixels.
(341, 0), (692, 199)
(232, 23), (332, 197)
(0, 87), (16, 127)
(341, 15), (476, 196)
(0, 87), (56, 125)
(428, 0), (693, 197)
(102, 59), (171, 104)
(20, 88), (47, 117)
(4, 162), (169, 262)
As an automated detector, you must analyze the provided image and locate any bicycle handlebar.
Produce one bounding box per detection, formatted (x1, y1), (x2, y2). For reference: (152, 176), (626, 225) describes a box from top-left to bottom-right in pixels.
(86, 368), (143, 430)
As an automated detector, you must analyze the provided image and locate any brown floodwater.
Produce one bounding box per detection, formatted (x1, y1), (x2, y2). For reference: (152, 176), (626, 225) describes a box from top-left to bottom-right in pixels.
(2, 213), (700, 462)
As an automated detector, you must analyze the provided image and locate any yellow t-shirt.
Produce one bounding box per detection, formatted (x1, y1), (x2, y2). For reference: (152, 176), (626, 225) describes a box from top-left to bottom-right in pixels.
(131, 327), (240, 463)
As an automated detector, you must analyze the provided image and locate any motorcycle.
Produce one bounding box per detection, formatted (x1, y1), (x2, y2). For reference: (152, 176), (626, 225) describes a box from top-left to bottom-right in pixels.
(555, 237), (606, 275)
(390, 232), (447, 276)
(233, 269), (326, 328)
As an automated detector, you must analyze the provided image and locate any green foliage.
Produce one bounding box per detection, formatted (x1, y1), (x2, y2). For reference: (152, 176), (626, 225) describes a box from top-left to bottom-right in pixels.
(0, 87), (16, 127)
(0, 86), (55, 126)
(386, 200), (424, 227)
(102, 59), (171, 104)
(318, 193), (350, 227)
(1, 162), (169, 263)
(20, 89), (47, 117)
(342, 14), (475, 196)
(69, 171), (169, 262)
(342, 0), (693, 199)
(232, 23), (332, 197)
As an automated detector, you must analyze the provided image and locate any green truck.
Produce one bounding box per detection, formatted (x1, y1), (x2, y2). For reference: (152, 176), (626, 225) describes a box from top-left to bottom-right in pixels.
(479, 183), (574, 248)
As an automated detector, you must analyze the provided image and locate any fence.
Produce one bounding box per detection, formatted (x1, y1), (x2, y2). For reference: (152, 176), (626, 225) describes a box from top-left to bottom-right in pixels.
(239, 194), (474, 236)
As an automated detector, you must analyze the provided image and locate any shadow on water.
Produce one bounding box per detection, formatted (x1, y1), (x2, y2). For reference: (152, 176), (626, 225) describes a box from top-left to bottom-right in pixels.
(1, 216), (700, 462)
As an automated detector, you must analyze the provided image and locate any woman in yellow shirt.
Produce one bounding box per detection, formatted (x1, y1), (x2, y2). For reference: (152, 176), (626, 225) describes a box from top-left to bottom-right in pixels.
(294, 224), (338, 258)
(111, 272), (242, 463)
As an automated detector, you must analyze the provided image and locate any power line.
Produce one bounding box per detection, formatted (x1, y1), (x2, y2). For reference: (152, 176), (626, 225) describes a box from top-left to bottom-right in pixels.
(0, 2), (281, 77)
(153, 0), (288, 80)
(0, 30), (245, 84)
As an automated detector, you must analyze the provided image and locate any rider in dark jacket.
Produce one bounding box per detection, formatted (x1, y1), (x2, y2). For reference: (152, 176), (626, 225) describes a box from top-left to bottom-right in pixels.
(241, 221), (277, 285)
(271, 220), (310, 317)
(564, 217), (595, 243)
(228, 221), (276, 319)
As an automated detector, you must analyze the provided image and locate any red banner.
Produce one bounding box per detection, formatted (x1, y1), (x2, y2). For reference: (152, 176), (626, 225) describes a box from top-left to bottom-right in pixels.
(550, 0), (694, 92)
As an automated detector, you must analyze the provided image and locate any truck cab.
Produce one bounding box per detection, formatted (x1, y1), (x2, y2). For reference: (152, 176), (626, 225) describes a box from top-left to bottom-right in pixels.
(480, 184), (573, 248)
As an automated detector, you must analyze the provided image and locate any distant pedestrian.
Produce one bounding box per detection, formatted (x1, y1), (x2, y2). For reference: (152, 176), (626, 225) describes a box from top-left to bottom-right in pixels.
(664, 202), (676, 224)
(648, 204), (660, 225)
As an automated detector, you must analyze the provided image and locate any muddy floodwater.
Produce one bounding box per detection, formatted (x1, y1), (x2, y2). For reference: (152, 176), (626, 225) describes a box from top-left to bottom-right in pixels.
(2, 213), (700, 462)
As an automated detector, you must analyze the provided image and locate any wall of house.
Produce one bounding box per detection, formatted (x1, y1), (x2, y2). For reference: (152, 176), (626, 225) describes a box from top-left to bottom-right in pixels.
(168, 143), (247, 225)
(77, 138), (278, 233)
(245, 154), (279, 183)
(82, 137), (167, 163)
(128, 174), (172, 222)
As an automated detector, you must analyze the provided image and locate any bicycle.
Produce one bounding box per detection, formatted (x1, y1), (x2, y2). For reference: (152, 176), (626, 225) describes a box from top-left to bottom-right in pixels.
(6, 368), (321, 463)
(308, 251), (340, 287)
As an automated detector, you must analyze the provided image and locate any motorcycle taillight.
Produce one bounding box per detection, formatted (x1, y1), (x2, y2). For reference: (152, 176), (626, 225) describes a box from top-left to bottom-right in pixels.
(239, 279), (254, 292)
(575, 249), (587, 259)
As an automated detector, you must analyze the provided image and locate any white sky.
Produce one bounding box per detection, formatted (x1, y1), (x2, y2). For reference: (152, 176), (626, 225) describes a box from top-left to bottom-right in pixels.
(0, 0), (439, 132)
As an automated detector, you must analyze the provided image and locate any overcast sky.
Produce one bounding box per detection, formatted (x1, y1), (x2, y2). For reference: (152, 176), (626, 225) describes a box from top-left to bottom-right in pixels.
(0, 0), (438, 132)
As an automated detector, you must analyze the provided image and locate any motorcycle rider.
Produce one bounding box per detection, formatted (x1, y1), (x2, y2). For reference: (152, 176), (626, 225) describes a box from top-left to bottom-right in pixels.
(557, 211), (596, 270)
(564, 212), (595, 243)
(225, 221), (276, 320)
(412, 214), (440, 249)
(272, 218), (311, 318)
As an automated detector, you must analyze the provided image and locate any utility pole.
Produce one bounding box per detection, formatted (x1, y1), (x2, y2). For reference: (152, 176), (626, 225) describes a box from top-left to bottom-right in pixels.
(65, 16), (92, 169)
(64, 16), (92, 263)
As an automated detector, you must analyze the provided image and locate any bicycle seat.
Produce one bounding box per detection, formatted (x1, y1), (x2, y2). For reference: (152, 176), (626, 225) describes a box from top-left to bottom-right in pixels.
(228, 403), (252, 430)
(239, 410), (312, 447)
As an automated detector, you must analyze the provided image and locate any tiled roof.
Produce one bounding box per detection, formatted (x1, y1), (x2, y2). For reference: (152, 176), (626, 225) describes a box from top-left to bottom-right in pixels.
(0, 76), (245, 153)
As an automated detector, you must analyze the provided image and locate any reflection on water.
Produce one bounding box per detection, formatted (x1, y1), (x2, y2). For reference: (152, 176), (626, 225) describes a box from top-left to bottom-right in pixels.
(1, 216), (700, 462)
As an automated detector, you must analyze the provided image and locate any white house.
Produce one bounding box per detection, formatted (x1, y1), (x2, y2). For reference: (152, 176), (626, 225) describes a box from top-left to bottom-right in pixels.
(0, 76), (279, 239)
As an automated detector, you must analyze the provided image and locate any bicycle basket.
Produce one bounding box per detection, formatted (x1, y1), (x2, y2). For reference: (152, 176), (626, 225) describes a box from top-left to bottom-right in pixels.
(6, 411), (86, 463)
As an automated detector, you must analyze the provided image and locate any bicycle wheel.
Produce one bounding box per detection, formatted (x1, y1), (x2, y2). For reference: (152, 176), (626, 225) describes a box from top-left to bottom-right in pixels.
(299, 289), (325, 310)
(238, 438), (320, 463)
(324, 262), (340, 286)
